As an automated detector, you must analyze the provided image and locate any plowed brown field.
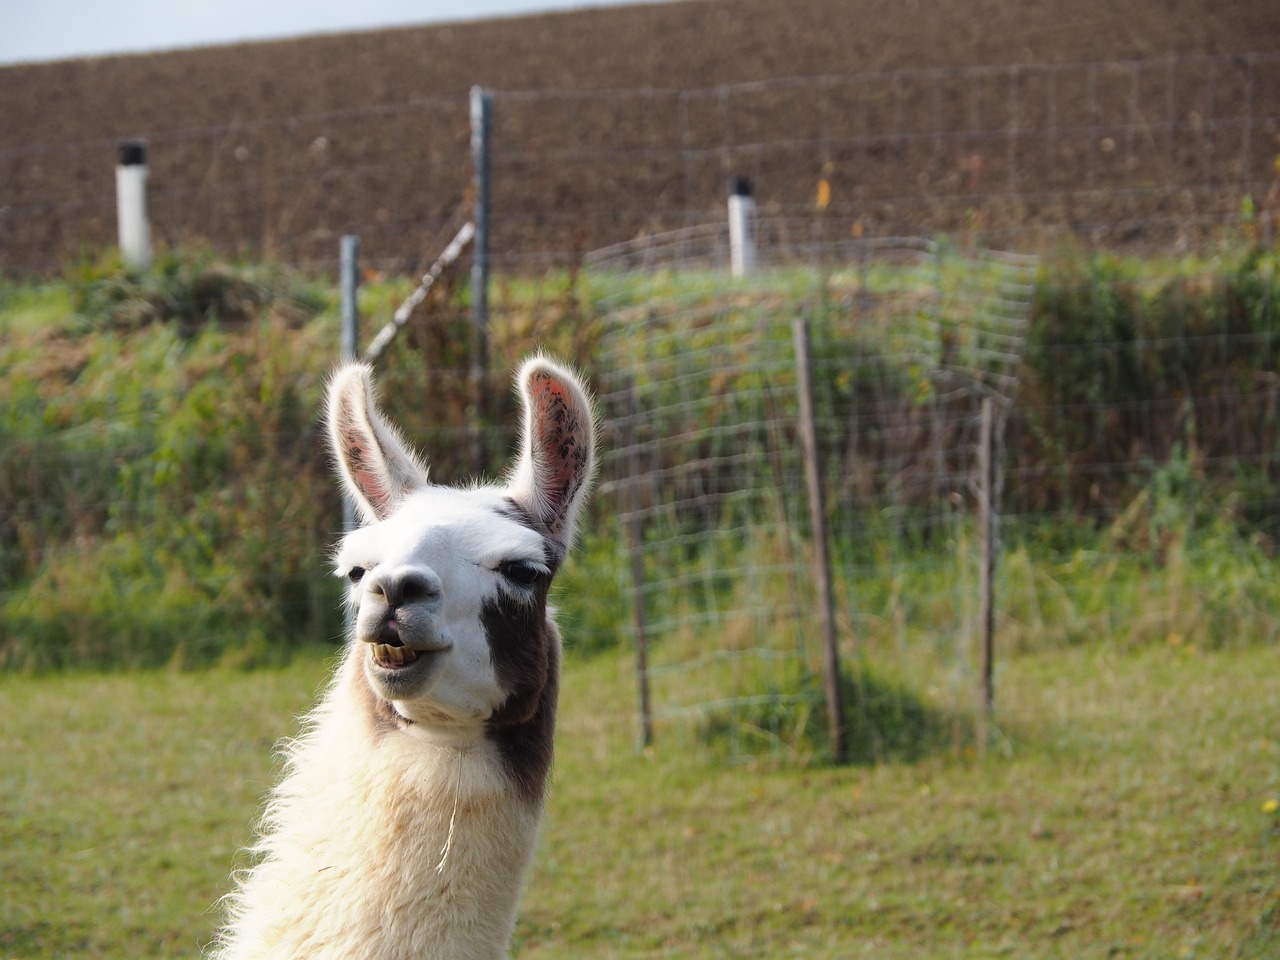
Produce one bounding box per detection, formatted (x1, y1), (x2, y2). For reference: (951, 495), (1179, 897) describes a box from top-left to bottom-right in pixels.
(1, 0), (1277, 274)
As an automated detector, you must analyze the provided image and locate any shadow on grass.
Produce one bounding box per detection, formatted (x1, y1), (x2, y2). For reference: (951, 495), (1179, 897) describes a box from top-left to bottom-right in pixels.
(1235, 900), (1280, 960)
(838, 665), (967, 765)
(695, 662), (969, 766)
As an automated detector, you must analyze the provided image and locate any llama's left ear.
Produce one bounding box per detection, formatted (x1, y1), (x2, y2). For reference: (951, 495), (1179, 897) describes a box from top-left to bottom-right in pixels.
(507, 356), (597, 549)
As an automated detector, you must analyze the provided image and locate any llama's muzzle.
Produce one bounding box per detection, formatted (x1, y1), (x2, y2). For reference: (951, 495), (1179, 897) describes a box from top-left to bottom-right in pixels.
(361, 611), (452, 670)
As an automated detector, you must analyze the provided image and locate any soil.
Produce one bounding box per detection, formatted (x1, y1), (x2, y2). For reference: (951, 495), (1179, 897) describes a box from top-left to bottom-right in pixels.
(0, 0), (1277, 274)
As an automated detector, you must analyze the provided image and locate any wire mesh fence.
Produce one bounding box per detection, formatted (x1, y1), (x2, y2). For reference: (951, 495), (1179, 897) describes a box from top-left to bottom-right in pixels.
(2, 208), (1278, 750)
(591, 235), (1039, 760)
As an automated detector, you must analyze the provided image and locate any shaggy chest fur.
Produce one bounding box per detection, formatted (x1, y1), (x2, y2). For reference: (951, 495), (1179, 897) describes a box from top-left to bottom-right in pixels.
(214, 655), (547, 960)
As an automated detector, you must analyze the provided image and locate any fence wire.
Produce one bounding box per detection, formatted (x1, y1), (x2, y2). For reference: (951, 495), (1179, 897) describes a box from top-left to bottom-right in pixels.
(594, 236), (1037, 760)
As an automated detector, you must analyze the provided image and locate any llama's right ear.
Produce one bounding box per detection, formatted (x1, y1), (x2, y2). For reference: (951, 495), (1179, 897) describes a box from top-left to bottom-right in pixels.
(326, 363), (429, 524)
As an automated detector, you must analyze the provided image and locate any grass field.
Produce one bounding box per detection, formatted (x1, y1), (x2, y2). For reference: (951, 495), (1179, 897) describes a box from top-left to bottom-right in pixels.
(2, 641), (1277, 959)
(2, 247), (1279, 956)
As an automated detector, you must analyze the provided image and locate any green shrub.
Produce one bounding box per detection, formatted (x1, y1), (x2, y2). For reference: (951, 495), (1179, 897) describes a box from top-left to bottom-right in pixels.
(0, 254), (340, 670)
(1018, 244), (1280, 520)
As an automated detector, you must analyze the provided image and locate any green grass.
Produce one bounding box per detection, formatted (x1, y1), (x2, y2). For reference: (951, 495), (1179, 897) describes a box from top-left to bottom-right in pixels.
(2, 245), (1279, 956)
(0, 659), (333, 957)
(4, 245), (1279, 670)
(2, 642), (1277, 958)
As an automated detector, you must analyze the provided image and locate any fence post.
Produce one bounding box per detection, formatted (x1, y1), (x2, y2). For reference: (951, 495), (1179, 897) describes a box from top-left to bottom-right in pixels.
(339, 234), (361, 543)
(977, 395), (997, 748)
(115, 139), (151, 270)
(340, 235), (360, 364)
(624, 380), (655, 749)
(792, 314), (846, 763)
(728, 176), (756, 277)
(470, 86), (493, 474)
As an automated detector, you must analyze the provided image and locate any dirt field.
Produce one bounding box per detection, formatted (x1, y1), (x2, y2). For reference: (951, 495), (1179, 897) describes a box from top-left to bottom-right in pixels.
(1, 0), (1277, 274)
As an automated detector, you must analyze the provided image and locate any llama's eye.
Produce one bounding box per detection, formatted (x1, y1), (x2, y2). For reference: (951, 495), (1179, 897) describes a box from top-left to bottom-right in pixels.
(347, 566), (366, 584)
(499, 560), (544, 587)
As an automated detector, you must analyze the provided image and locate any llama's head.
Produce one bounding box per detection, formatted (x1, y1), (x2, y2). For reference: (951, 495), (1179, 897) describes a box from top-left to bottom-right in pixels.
(326, 357), (595, 766)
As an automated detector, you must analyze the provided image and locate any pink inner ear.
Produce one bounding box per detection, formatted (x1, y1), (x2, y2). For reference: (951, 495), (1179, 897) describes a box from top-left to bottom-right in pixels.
(342, 428), (395, 517)
(531, 376), (586, 535)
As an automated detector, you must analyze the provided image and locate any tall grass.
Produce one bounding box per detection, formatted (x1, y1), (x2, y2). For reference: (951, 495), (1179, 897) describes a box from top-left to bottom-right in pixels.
(0, 252), (341, 669)
(1, 244), (1278, 674)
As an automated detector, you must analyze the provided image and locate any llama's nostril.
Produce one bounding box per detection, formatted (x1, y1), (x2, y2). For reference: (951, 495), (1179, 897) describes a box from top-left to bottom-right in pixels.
(367, 566), (441, 610)
(398, 573), (440, 606)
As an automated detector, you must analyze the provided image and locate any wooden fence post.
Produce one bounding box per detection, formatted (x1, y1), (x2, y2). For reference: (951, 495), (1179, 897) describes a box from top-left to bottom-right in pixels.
(792, 314), (846, 763)
(624, 380), (655, 748)
(977, 395), (997, 749)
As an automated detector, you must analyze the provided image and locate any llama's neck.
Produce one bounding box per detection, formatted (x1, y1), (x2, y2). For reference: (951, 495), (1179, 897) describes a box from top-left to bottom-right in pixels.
(213, 649), (549, 960)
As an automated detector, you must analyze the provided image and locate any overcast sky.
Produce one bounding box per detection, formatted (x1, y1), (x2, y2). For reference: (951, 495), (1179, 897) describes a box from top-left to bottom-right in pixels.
(0, 0), (665, 66)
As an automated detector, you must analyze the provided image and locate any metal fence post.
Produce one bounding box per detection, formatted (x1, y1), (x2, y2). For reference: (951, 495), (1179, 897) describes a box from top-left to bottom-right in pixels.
(340, 235), (360, 364)
(470, 86), (493, 474)
(977, 395), (997, 749)
(339, 234), (360, 538)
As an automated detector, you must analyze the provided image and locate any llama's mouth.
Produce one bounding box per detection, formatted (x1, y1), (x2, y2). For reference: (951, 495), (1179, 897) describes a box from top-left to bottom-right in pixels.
(361, 615), (451, 673)
(368, 618), (420, 669)
(370, 642), (418, 668)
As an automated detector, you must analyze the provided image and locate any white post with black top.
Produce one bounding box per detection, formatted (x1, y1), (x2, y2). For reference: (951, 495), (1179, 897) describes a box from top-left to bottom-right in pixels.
(728, 176), (756, 278)
(115, 139), (151, 270)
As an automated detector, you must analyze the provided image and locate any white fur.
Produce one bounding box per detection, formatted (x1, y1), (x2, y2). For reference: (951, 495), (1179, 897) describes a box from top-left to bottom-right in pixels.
(210, 357), (595, 960)
(211, 649), (545, 960)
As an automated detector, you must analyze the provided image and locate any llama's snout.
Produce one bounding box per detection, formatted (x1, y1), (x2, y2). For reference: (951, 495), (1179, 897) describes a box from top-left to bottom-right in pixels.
(357, 565), (451, 666)
(364, 565), (442, 612)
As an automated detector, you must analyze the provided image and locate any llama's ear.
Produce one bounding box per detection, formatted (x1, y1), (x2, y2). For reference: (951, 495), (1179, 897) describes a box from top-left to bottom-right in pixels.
(507, 356), (597, 549)
(326, 363), (429, 523)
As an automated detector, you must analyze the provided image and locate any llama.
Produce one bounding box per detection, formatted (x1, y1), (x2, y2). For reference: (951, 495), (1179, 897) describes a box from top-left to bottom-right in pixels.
(210, 355), (596, 960)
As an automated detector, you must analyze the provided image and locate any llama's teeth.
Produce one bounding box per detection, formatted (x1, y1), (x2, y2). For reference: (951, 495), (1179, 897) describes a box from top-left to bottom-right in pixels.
(371, 643), (417, 666)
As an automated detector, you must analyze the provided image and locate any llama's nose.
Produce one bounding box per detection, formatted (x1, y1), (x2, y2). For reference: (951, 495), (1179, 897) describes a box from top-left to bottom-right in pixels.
(365, 565), (442, 610)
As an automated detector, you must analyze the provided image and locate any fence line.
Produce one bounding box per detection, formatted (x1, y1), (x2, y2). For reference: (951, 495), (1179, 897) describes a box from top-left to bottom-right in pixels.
(2, 224), (1277, 710)
(585, 223), (1278, 758)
